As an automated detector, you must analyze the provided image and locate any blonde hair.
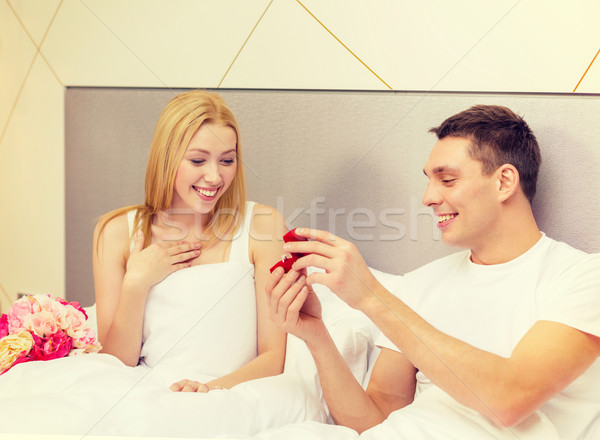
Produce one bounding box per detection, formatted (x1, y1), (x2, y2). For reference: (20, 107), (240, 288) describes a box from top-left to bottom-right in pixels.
(95, 90), (246, 252)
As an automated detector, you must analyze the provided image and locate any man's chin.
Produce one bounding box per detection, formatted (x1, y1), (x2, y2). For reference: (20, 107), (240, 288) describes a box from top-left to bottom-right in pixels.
(439, 232), (468, 249)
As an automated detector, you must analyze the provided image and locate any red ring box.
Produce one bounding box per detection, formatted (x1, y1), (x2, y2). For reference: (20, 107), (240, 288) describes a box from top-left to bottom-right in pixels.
(269, 229), (309, 273)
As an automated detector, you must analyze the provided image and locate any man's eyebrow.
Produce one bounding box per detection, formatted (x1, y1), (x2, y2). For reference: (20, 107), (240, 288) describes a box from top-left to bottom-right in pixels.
(423, 166), (459, 177)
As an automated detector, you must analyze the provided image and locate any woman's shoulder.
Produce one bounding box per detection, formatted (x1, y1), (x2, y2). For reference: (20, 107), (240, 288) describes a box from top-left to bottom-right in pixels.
(248, 203), (285, 238)
(249, 202), (280, 218)
(246, 204), (286, 265)
(93, 208), (136, 252)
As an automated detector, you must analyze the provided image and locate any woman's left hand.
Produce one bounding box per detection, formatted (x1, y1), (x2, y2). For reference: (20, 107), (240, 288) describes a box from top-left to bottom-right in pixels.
(169, 379), (223, 393)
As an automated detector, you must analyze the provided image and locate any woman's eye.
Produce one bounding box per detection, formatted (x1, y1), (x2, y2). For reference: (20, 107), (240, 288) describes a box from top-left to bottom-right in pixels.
(190, 159), (205, 165)
(221, 159), (235, 165)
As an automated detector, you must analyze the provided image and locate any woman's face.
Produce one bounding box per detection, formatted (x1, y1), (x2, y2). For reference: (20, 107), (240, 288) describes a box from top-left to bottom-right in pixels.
(171, 121), (238, 218)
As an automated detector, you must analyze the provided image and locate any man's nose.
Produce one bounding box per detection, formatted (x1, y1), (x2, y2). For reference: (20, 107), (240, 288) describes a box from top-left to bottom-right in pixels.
(422, 181), (441, 207)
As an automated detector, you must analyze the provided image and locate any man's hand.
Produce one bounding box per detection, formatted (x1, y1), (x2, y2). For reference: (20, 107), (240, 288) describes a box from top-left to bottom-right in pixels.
(284, 228), (381, 311)
(266, 267), (324, 346)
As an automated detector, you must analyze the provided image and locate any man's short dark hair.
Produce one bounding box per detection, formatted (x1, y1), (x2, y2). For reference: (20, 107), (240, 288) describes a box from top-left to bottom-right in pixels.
(429, 105), (541, 203)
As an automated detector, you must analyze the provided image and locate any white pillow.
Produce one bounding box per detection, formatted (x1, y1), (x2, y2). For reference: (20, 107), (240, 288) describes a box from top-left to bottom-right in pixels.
(310, 266), (401, 325)
(83, 303), (97, 334)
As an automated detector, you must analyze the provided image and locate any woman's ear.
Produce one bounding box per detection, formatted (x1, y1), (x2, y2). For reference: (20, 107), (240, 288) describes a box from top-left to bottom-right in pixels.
(496, 164), (520, 202)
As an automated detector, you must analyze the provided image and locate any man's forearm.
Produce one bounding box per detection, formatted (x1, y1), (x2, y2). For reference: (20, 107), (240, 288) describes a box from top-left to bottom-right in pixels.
(360, 285), (515, 425)
(306, 325), (387, 433)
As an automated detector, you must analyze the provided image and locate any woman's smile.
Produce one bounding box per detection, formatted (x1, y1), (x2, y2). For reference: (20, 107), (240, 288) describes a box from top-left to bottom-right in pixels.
(193, 185), (220, 200)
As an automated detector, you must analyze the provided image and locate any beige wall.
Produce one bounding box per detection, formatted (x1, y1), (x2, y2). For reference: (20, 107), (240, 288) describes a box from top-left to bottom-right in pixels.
(1, 0), (599, 311)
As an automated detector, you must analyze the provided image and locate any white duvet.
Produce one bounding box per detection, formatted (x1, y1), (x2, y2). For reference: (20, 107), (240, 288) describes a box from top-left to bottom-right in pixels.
(0, 263), (566, 440)
(0, 265), (389, 439)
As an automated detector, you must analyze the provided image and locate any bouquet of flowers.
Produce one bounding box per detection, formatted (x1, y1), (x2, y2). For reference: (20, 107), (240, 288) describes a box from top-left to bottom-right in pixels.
(0, 294), (101, 374)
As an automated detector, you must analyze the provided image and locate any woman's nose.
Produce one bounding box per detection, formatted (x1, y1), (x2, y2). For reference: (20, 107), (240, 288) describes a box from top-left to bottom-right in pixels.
(203, 162), (220, 183)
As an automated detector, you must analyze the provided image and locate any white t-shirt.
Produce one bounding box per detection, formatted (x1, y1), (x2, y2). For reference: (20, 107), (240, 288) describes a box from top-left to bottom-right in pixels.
(375, 234), (600, 439)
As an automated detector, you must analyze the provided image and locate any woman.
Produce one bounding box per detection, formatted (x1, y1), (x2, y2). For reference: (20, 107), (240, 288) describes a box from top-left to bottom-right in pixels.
(0, 91), (325, 437)
(93, 90), (287, 391)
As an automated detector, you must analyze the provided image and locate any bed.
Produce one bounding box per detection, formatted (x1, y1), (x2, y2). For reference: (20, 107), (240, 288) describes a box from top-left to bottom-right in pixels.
(1, 88), (599, 439)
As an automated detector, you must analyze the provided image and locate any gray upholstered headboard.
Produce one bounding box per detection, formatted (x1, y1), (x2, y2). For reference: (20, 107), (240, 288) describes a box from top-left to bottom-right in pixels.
(66, 89), (600, 306)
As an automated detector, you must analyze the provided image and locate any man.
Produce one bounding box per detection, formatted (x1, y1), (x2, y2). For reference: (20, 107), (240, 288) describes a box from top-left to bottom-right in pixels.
(267, 105), (600, 439)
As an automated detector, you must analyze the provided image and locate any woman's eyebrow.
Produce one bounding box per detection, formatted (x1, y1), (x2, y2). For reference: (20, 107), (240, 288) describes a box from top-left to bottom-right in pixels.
(186, 148), (236, 154)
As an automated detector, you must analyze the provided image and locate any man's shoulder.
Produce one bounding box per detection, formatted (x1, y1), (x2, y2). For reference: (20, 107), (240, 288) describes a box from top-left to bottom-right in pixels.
(526, 236), (600, 295)
(406, 250), (469, 277)
(540, 235), (599, 269)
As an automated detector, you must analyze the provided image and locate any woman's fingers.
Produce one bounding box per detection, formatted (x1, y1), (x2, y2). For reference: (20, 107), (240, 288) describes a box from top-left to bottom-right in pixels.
(152, 241), (202, 265)
(171, 246), (201, 264)
(169, 379), (209, 393)
(169, 379), (185, 391)
(165, 241), (201, 256)
(184, 382), (208, 393)
(131, 230), (144, 254)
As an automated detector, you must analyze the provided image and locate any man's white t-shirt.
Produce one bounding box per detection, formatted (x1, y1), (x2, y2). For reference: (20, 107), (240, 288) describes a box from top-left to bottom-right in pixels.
(375, 234), (600, 439)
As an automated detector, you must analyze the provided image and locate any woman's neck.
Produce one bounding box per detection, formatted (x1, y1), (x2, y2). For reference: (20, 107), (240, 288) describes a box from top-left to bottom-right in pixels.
(154, 210), (212, 242)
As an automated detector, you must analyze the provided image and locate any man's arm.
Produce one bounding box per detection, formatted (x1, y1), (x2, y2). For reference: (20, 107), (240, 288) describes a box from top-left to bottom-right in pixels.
(267, 269), (416, 433)
(368, 289), (600, 426)
(288, 228), (600, 427)
(365, 348), (417, 418)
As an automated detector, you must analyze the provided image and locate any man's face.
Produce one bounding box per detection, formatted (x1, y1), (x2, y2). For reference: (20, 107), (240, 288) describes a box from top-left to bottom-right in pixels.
(422, 136), (501, 253)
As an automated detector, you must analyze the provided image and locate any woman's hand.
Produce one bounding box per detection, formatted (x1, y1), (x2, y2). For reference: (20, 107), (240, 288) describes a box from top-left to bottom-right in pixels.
(169, 379), (224, 393)
(124, 229), (201, 291)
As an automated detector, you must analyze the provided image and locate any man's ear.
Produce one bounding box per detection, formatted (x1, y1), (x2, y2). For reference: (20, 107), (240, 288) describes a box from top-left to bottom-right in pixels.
(496, 164), (520, 202)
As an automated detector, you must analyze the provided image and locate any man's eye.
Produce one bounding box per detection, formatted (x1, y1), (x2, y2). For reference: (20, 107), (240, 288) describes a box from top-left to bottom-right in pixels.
(441, 179), (455, 184)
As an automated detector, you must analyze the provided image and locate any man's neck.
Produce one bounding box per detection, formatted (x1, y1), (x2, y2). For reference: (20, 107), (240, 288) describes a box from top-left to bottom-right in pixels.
(470, 202), (541, 265)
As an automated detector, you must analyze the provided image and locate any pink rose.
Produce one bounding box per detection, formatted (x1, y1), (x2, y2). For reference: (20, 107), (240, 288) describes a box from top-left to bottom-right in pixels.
(75, 304), (89, 321)
(59, 299), (88, 320)
(29, 310), (60, 338)
(36, 295), (66, 323)
(6, 296), (37, 333)
(72, 327), (101, 352)
(0, 314), (8, 338)
(62, 306), (86, 338)
(30, 331), (72, 361)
